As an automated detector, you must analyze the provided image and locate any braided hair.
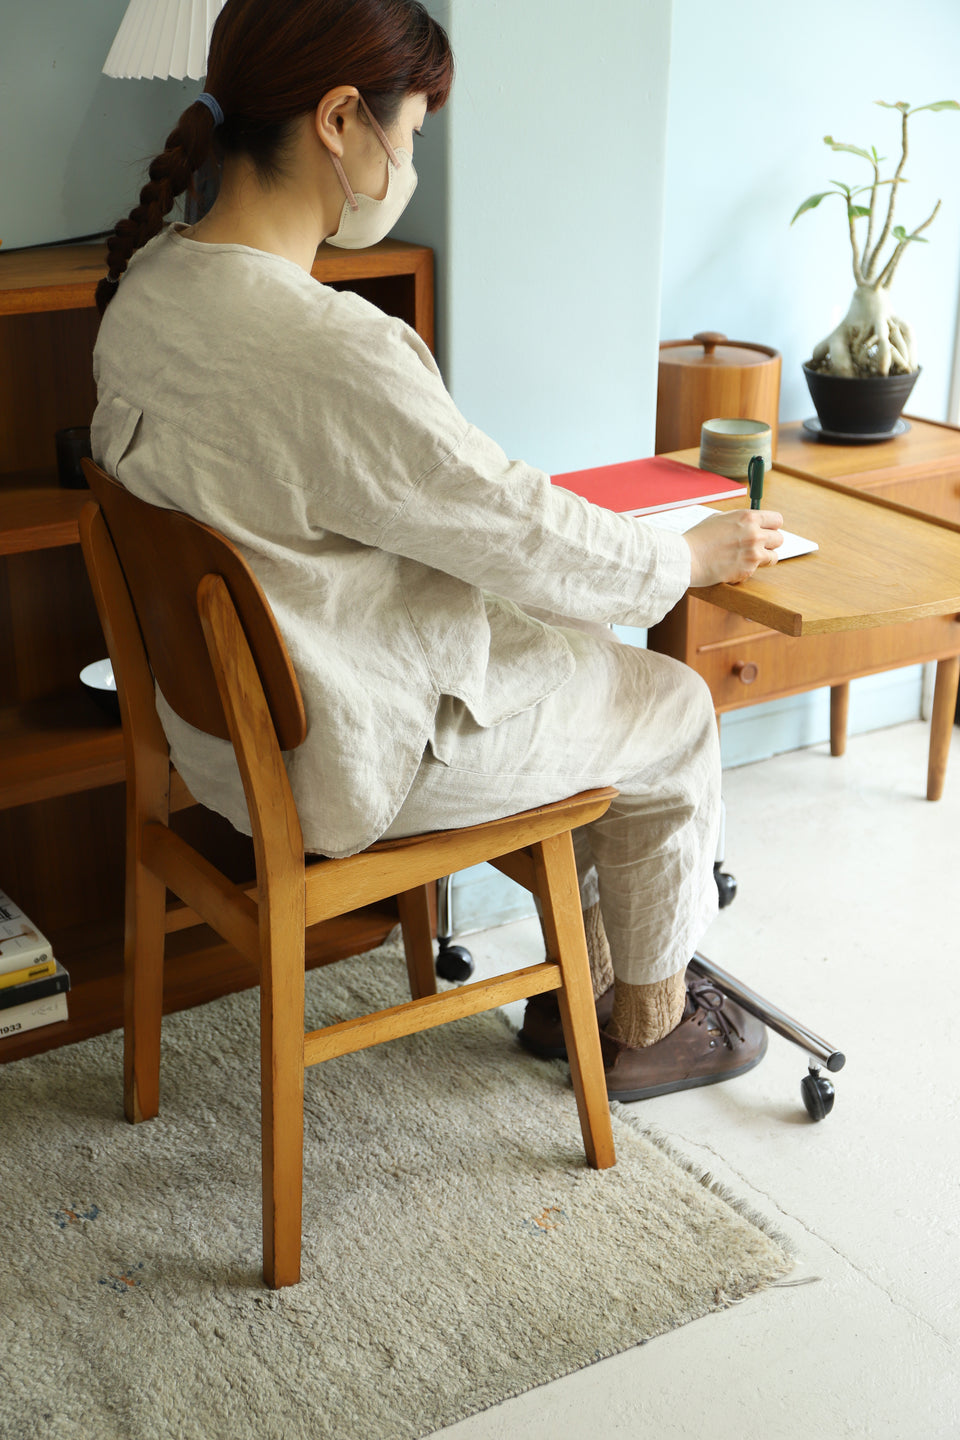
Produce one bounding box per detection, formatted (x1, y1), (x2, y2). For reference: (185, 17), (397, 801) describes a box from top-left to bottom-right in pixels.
(96, 101), (217, 313)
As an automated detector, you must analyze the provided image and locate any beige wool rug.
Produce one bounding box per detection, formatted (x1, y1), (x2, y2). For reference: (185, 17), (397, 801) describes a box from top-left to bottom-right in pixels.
(0, 939), (793, 1440)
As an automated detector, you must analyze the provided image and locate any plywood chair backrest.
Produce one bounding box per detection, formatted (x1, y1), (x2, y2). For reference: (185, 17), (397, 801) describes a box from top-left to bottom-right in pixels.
(82, 459), (307, 751)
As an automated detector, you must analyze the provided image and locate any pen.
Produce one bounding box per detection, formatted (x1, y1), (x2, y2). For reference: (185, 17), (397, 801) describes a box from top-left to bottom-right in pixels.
(748, 454), (764, 510)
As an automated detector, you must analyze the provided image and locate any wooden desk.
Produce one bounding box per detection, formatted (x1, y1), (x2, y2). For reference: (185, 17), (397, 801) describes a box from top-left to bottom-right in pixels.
(774, 415), (960, 738)
(774, 415), (960, 527)
(648, 455), (960, 800)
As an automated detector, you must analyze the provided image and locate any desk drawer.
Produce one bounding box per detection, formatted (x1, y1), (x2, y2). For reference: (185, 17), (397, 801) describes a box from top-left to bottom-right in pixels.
(846, 472), (960, 528)
(692, 612), (960, 711)
(692, 598), (766, 645)
(648, 595), (769, 659)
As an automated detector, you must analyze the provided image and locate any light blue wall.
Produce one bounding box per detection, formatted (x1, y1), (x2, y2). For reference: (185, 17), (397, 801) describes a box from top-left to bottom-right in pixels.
(1, 1), (195, 250)
(396, 0), (673, 473)
(661, 0), (960, 425)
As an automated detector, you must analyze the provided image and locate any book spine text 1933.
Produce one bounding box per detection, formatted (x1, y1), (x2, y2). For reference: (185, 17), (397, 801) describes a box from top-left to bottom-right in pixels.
(0, 991), (69, 1039)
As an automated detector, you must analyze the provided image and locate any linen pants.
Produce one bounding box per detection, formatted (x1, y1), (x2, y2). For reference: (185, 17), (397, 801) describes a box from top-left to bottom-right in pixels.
(383, 626), (721, 986)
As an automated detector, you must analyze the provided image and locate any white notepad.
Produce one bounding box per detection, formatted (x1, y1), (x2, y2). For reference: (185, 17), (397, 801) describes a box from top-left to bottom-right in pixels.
(643, 504), (818, 560)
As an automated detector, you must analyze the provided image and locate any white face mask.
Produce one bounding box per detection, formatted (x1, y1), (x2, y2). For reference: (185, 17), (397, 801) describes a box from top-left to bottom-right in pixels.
(326, 96), (418, 250)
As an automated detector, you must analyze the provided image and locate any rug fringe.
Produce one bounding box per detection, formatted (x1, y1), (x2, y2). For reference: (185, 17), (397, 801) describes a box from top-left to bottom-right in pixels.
(609, 1108), (798, 1264)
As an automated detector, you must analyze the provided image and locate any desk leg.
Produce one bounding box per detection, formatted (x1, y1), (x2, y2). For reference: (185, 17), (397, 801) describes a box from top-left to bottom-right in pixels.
(830, 683), (850, 757)
(927, 656), (960, 801)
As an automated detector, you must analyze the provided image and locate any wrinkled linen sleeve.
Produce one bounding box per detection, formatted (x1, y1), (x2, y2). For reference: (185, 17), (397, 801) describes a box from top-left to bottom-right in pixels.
(295, 300), (692, 631)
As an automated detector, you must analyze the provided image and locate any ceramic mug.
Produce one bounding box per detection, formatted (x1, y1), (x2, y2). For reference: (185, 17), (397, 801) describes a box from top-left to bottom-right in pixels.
(700, 418), (772, 480)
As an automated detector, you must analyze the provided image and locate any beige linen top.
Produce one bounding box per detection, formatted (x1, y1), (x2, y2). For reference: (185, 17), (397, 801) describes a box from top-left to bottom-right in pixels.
(91, 227), (691, 856)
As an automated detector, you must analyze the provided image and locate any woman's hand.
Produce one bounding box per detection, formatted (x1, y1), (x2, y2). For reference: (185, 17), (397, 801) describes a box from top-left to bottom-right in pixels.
(683, 509), (784, 587)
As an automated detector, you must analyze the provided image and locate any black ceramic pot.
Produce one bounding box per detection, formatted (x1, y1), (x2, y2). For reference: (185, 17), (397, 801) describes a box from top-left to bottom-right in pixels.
(803, 363), (920, 438)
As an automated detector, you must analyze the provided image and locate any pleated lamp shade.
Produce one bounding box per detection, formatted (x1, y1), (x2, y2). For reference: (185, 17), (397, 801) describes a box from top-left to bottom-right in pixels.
(103, 0), (228, 81)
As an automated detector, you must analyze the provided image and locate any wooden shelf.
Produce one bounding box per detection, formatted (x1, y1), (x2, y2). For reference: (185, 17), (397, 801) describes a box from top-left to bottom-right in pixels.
(0, 690), (124, 809)
(313, 237), (432, 281)
(0, 242), (106, 315)
(0, 472), (88, 555)
(0, 902), (400, 1063)
(0, 234), (432, 312)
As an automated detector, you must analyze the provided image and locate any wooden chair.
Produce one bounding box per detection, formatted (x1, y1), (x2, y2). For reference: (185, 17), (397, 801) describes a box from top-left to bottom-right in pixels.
(78, 459), (617, 1288)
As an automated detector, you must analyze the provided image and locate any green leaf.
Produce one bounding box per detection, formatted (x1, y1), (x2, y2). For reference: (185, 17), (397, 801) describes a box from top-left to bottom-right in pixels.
(848, 206), (871, 219)
(909, 100), (960, 113)
(824, 138), (876, 164)
(790, 191), (832, 223)
(829, 180), (853, 197)
(876, 100), (910, 112)
(893, 225), (929, 244)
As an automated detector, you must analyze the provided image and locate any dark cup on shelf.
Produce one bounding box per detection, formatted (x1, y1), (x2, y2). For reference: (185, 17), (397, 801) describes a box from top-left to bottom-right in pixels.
(55, 426), (93, 489)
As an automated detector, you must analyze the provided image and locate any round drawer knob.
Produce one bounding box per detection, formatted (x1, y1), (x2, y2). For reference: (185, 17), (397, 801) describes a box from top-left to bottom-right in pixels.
(733, 660), (759, 684)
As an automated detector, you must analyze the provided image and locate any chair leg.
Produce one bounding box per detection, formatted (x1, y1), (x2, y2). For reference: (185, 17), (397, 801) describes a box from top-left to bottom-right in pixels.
(124, 854), (166, 1124)
(259, 906), (306, 1289)
(397, 885), (438, 999)
(533, 832), (616, 1171)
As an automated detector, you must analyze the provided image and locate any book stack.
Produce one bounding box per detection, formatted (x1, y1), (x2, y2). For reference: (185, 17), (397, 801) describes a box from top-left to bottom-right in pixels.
(0, 889), (70, 1041)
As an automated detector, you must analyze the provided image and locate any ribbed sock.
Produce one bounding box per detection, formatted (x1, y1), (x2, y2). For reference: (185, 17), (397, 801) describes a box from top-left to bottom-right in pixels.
(582, 901), (615, 999)
(607, 968), (687, 1048)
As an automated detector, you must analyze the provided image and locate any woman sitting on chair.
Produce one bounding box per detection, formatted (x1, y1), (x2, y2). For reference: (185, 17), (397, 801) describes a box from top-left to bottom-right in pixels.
(91, 0), (783, 1101)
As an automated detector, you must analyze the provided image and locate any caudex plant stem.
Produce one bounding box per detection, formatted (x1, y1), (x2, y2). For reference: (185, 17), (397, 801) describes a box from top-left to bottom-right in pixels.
(792, 99), (959, 378)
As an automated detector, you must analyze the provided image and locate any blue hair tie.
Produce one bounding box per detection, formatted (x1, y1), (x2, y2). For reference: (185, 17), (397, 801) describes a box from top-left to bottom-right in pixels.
(196, 92), (225, 127)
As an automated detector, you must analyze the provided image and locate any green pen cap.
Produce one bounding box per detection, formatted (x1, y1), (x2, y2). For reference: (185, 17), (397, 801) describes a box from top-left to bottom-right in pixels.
(748, 454), (764, 509)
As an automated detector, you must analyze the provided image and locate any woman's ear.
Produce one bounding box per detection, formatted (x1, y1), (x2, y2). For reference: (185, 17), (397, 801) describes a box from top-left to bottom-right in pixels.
(314, 86), (360, 157)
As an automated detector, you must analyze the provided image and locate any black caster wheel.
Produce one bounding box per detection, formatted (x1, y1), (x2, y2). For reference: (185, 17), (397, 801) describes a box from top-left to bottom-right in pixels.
(714, 863), (737, 909)
(436, 943), (474, 983)
(801, 1065), (836, 1121)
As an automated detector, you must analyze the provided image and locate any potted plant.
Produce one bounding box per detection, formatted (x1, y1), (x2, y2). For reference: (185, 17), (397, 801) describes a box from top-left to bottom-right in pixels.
(792, 99), (959, 439)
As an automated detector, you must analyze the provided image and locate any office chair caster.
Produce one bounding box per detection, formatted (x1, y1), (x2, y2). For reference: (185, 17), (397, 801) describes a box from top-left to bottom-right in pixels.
(689, 953), (845, 1121)
(434, 874), (475, 981)
(436, 939), (475, 982)
(714, 862), (737, 909)
(801, 1064), (836, 1121)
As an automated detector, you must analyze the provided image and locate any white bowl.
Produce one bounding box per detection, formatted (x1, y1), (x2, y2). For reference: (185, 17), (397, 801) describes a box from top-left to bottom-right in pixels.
(79, 658), (120, 720)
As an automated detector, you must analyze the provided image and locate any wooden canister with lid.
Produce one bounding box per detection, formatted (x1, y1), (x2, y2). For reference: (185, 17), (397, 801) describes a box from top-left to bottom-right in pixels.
(655, 332), (781, 456)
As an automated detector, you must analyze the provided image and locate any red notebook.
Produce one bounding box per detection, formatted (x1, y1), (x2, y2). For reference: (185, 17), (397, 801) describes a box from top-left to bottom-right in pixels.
(552, 456), (746, 515)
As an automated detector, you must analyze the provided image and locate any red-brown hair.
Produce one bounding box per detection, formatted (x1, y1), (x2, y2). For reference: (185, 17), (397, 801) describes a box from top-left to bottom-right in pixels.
(96, 0), (453, 313)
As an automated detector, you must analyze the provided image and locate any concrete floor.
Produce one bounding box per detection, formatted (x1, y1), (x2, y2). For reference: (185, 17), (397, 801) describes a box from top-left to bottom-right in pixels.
(434, 719), (960, 1440)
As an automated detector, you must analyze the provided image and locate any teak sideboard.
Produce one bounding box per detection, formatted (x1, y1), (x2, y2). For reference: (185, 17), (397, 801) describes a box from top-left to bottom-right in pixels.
(648, 422), (960, 800)
(0, 236), (435, 1062)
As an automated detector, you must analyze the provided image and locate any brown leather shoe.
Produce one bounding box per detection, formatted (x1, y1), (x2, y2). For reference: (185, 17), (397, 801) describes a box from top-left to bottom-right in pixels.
(600, 977), (767, 1101)
(519, 984), (615, 1060)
